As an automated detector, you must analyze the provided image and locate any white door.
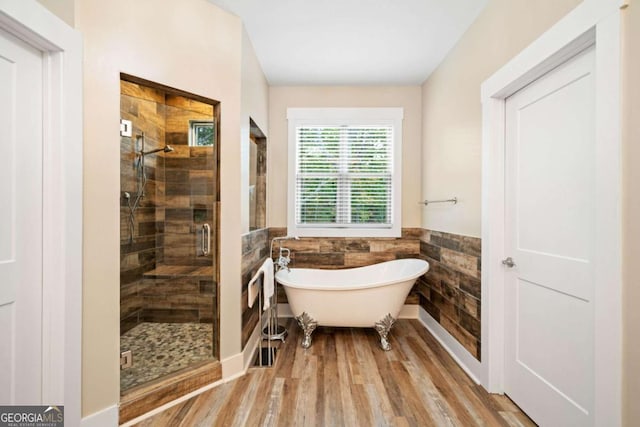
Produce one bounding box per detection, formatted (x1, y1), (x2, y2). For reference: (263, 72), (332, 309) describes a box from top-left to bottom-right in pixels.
(0, 27), (44, 404)
(504, 46), (595, 426)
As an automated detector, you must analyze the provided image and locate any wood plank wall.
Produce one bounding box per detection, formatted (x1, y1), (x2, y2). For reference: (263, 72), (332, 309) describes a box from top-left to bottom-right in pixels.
(264, 227), (482, 360)
(240, 228), (270, 349)
(249, 135), (267, 230)
(417, 230), (482, 360)
(163, 95), (215, 265)
(120, 80), (218, 332)
(120, 81), (167, 333)
(267, 227), (423, 306)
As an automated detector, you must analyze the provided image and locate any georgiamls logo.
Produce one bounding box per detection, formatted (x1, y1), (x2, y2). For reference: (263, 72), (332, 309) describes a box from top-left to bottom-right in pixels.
(0, 405), (64, 425)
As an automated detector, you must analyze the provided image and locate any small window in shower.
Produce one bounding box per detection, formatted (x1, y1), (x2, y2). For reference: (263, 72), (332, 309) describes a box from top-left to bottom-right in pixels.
(189, 120), (215, 146)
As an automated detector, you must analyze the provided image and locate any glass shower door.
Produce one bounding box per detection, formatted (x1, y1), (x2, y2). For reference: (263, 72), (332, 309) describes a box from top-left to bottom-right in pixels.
(120, 78), (218, 393)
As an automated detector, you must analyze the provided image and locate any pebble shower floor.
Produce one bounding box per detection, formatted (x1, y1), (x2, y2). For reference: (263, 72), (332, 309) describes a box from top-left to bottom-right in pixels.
(120, 322), (213, 391)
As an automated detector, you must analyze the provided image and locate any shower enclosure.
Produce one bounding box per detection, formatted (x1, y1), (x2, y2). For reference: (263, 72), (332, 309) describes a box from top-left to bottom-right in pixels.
(119, 75), (219, 394)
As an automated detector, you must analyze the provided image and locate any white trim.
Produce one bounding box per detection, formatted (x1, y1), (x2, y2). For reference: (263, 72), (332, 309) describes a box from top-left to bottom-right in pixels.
(0, 2), (82, 425)
(287, 107), (404, 121)
(398, 304), (419, 319)
(481, 0), (622, 424)
(241, 320), (263, 373)
(480, 94), (505, 391)
(278, 303), (294, 318)
(80, 405), (118, 427)
(287, 107), (403, 238)
(592, 11), (622, 425)
(221, 351), (245, 380)
(417, 307), (482, 384)
(221, 320), (263, 380)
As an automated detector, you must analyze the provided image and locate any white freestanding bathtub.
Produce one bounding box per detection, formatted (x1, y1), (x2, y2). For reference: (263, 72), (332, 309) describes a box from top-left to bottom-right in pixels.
(275, 258), (429, 350)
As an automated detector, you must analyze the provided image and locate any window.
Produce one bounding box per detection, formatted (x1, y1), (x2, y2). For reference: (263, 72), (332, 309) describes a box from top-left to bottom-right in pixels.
(287, 108), (403, 237)
(189, 120), (215, 146)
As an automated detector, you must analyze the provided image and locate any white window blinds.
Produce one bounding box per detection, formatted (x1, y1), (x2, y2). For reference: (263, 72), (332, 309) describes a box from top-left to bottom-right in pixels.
(295, 125), (394, 228)
(288, 108), (403, 238)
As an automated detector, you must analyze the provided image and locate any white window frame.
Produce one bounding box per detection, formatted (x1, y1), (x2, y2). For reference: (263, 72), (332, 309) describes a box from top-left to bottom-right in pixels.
(287, 107), (403, 237)
(189, 120), (215, 146)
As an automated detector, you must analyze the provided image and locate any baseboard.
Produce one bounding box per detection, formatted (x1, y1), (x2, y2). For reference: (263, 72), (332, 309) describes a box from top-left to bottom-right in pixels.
(81, 405), (118, 427)
(418, 307), (482, 384)
(241, 320), (263, 373)
(277, 303), (293, 318)
(221, 318), (265, 382)
(278, 303), (420, 320)
(221, 351), (245, 381)
(398, 304), (419, 318)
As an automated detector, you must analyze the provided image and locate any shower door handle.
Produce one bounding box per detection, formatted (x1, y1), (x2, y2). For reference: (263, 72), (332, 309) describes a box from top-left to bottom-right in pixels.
(202, 224), (211, 256)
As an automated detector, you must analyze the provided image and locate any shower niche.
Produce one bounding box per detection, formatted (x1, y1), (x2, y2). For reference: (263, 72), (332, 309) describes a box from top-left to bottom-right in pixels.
(249, 118), (266, 231)
(118, 75), (220, 408)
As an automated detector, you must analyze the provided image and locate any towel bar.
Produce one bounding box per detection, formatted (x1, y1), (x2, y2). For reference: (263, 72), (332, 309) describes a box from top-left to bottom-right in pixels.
(422, 197), (458, 205)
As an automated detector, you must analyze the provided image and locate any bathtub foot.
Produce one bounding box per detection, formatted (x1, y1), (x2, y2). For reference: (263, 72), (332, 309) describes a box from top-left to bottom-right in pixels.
(295, 312), (317, 349)
(375, 314), (396, 351)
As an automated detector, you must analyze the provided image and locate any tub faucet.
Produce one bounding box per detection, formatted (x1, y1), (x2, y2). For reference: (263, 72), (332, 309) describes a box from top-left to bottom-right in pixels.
(270, 236), (299, 272)
(277, 248), (291, 271)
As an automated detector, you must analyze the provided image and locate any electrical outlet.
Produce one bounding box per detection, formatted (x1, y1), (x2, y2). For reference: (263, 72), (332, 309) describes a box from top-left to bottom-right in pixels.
(120, 350), (133, 369)
(120, 119), (132, 137)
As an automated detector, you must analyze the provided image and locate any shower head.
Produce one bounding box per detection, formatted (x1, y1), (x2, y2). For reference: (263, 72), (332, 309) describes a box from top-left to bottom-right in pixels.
(140, 145), (174, 156)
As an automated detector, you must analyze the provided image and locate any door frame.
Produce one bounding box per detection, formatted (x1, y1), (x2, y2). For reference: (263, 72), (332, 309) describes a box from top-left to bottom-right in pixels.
(480, 0), (623, 425)
(0, 1), (82, 425)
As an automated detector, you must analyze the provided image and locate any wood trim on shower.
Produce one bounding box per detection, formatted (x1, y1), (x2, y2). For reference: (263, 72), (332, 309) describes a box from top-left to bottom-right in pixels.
(119, 360), (222, 423)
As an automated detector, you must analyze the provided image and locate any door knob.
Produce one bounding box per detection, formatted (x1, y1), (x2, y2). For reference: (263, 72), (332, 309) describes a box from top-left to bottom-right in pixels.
(502, 257), (516, 268)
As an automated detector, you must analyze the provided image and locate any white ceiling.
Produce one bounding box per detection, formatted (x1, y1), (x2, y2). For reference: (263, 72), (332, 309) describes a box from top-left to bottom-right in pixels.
(207, 0), (488, 86)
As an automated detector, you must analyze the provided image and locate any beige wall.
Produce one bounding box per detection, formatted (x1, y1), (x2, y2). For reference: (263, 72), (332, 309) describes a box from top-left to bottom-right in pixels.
(421, 0), (582, 237)
(423, 0), (639, 423)
(36, 0), (74, 26)
(268, 86), (423, 229)
(36, 0), (640, 422)
(76, 0), (244, 417)
(622, 1), (640, 424)
(241, 29), (270, 233)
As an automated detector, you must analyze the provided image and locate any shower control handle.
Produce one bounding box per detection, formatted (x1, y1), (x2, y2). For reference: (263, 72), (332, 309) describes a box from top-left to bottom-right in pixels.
(202, 224), (211, 256)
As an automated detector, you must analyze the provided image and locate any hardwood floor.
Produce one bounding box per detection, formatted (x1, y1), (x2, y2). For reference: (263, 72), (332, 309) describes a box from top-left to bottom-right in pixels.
(133, 319), (535, 426)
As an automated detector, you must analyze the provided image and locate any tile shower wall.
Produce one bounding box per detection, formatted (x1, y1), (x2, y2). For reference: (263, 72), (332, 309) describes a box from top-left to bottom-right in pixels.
(240, 228), (270, 348)
(139, 268), (215, 324)
(120, 81), (217, 332)
(139, 96), (216, 325)
(416, 230), (482, 360)
(163, 95), (215, 266)
(120, 81), (166, 333)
